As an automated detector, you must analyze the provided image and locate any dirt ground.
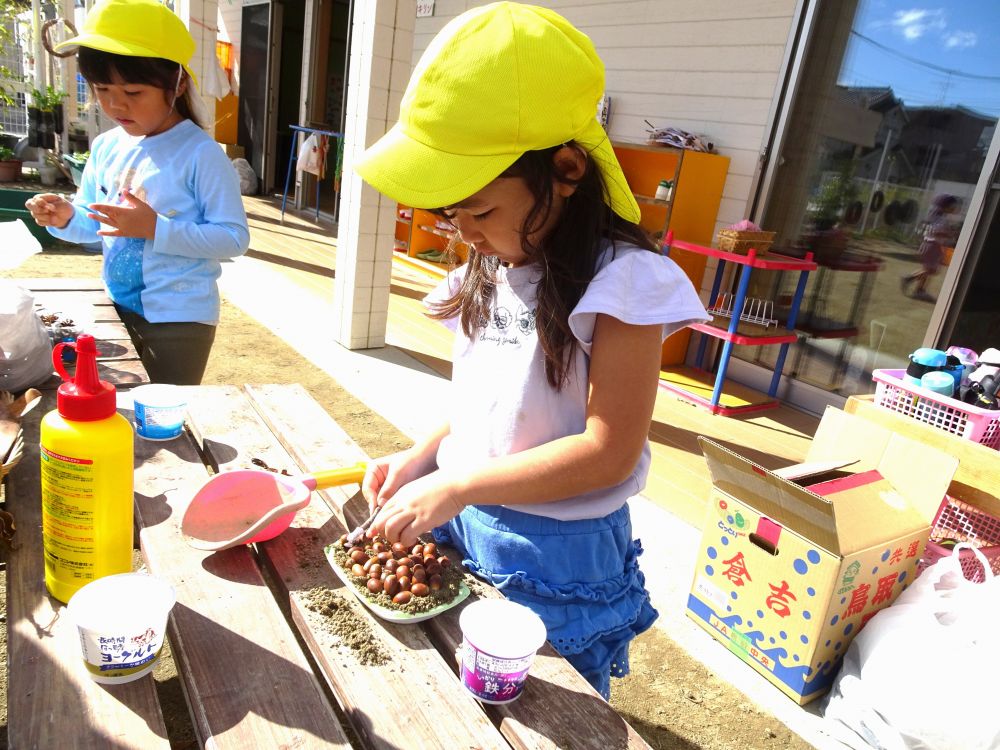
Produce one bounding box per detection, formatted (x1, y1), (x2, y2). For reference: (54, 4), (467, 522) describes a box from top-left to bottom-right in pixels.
(1, 242), (817, 750)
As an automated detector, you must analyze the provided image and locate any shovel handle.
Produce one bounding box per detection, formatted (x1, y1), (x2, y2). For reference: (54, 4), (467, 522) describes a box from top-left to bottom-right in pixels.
(307, 462), (368, 491)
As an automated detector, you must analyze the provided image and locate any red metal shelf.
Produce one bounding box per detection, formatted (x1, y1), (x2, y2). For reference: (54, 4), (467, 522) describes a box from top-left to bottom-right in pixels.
(670, 239), (818, 271)
(690, 322), (798, 346)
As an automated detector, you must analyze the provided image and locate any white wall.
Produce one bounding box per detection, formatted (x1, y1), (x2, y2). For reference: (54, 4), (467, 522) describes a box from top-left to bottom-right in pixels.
(410, 0), (799, 234)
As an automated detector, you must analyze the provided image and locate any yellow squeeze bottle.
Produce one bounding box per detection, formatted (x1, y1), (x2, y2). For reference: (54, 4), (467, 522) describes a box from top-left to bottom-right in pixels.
(41, 334), (134, 603)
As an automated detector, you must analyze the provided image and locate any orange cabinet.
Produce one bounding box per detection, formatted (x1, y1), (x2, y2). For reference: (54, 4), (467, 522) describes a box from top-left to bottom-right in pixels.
(394, 206), (469, 271)
(612, 142), (730, 366)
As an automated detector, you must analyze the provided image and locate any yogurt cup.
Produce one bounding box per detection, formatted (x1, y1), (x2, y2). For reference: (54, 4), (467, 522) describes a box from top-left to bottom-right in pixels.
(67, 573), (176, 684)
(132, 385), (187, 441)
(458, 599), (547, 704)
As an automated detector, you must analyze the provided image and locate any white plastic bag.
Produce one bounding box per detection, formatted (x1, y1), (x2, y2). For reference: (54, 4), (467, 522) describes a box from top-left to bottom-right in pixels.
(296, 133), (327, 177)
(0, 219), (43, 270)
(822, 544), (1000, 750)
(232, 158), (258, 196)
(0, 280), (53, 392)
(202, 55), (232, 100)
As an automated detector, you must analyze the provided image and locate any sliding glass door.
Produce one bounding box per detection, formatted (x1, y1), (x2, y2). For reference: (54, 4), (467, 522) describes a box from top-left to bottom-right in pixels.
(740, 0), (1000, 402)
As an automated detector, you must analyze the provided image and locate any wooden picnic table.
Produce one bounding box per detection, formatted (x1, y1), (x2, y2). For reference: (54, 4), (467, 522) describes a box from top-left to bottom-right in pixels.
(3, 280), (650, 748)
(11, 277), (147, 388)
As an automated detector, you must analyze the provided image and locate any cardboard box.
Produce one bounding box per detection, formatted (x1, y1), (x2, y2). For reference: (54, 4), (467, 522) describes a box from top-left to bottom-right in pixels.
(685, 407), (959, 704)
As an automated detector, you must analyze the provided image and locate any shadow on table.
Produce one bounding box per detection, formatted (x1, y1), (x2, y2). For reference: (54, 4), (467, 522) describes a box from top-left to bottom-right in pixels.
(95, 340), (129, 358)
(167, 602), (358, 745)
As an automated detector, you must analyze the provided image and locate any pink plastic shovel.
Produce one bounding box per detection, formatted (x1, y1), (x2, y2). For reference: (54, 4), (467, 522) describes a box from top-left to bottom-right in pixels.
(180, 462), (367, 552)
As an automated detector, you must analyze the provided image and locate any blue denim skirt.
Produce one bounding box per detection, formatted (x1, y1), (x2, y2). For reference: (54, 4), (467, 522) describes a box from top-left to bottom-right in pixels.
(433, 502), (658, 699)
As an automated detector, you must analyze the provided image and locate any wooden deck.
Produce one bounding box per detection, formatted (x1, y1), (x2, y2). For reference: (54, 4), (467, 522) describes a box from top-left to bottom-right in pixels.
(239, 195), (820, 528)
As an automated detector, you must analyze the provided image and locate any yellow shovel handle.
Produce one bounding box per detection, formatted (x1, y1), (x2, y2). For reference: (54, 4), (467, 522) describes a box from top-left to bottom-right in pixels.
(310, 462), (368, 490)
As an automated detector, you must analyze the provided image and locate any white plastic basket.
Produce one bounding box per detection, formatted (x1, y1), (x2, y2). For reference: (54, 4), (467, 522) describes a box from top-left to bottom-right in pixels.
(872, 369), (1000, 450)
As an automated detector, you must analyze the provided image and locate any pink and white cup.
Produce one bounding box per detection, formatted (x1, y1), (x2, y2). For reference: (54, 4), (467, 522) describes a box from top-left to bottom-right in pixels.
(458, 599), (547, 704)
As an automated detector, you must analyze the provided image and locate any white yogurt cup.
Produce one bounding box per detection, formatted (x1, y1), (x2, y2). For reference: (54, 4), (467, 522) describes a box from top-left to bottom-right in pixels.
(459, 599), (547, 704)
(67, 573), (176, 684)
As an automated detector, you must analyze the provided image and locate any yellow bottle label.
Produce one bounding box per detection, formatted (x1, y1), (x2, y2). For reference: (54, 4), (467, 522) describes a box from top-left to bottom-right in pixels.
(41, 446), (99, 587)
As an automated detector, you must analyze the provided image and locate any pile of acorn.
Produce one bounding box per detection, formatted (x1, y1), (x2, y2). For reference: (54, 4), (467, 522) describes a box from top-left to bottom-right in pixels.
(336, 536), (451, 606)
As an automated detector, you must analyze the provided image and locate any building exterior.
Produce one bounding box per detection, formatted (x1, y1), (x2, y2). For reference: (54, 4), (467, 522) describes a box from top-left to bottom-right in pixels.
(10, 0), (995, 416)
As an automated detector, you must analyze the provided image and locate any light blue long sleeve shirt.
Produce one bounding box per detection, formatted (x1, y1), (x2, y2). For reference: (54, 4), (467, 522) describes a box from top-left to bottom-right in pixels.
(49, 119), (250, 324)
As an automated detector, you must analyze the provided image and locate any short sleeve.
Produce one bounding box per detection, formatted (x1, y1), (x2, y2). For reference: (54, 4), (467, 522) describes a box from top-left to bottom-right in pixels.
(422, 263), (468, 332)
(568, 248), (708, 355)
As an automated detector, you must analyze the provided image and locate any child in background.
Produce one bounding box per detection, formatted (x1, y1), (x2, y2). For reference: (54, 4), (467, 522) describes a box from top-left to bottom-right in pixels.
(355, 3), (708, 699)
(901, 194), (961, 303)
(24, 0), (249, 384)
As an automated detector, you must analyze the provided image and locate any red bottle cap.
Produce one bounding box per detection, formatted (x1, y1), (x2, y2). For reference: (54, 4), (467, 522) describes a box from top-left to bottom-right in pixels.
(53, 334), (117, 421)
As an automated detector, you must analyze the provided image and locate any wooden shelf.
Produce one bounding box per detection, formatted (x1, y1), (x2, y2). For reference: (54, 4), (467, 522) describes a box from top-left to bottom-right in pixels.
(634, 194), (673, 207)
(417, 224), (457, 240)
(611, 142), (731, 367)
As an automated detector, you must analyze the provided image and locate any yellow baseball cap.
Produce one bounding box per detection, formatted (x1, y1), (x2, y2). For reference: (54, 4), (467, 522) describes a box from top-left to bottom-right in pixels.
(355, 2), (640, 223)
(54, 0), (198, 88)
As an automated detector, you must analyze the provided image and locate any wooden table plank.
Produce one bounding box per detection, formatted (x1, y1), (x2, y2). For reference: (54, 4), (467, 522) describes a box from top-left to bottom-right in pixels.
(196, 384), (512, 749)
(133, 386), (352, 749)
(10, 277), (109, 293)
(243, 384), (651, 749)
(5, 393), (170, 750)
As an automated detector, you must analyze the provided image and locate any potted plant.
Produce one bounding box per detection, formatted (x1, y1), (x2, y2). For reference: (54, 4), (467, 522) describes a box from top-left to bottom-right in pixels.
(62, 149), (88, 186)
(802, 160), (858, 263)
(0, 145), (21, 182)
(28, 84), (67, 150)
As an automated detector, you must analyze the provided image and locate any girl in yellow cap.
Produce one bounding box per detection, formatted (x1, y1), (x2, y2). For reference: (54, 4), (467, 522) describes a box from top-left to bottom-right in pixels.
(24, 0), (249, 384)
(357, 3), (708, 699)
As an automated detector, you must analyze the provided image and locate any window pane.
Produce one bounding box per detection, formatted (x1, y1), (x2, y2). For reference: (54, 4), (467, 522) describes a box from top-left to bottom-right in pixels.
(739, 0), (999, 396)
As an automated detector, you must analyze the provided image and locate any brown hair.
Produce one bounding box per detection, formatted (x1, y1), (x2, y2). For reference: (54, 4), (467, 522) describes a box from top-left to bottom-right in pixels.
(427, 143), (658, 389)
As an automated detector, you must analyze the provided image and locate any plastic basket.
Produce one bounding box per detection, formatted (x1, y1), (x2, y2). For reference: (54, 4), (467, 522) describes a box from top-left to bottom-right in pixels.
(871, 369), (1000, 450)
(918, 495), (1000, 582)
(715, 229), (775, 255)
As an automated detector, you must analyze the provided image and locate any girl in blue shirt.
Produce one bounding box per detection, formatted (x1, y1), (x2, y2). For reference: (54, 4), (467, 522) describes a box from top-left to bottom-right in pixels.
(25, 0), (249, 384)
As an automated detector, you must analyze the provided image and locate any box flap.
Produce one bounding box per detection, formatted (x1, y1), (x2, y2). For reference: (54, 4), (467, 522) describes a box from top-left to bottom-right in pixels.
(698, 437), (841, 555)
(811, 470), (929, 554)
(772, 459), (859, 481)
(805, 406), (892, 469)
(877, 433), (959, 522)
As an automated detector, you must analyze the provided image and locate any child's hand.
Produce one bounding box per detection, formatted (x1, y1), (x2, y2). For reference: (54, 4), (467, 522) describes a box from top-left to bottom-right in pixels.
(88, 190), (157, 240)
(361, 456), (395, 508)
(362, 447), (437, 510)
(367, 470), (465, 546)
(24, 193), (73, 229)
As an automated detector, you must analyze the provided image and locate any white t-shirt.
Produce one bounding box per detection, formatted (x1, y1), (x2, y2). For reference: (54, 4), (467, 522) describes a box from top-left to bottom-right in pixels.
(425, 241), (709, 521)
